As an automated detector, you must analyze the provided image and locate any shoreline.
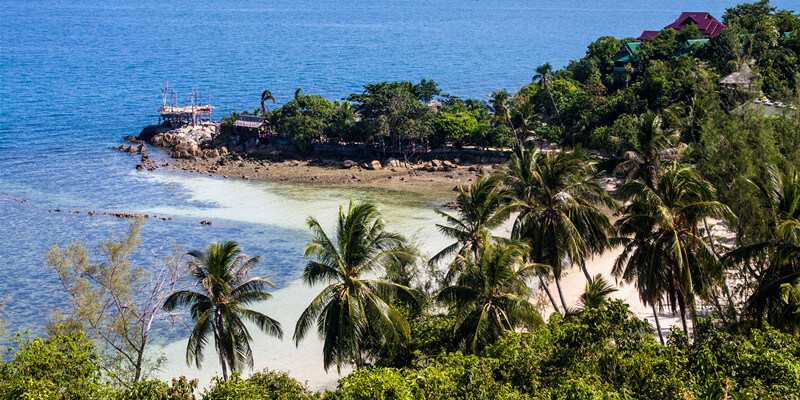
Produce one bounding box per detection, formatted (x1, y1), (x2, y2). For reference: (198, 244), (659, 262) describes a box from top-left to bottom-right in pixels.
(117, 122), (521, 196)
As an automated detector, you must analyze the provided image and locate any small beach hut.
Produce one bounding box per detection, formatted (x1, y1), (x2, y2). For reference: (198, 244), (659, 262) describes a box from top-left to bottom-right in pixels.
(233, 115), (266, 139)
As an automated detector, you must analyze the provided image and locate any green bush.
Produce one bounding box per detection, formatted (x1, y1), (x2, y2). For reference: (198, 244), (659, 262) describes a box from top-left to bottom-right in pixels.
(203, 369), (318, 400)
(0, 331), (110, 400)
(115, 377), (197, 400)
(433, 112), (479, 146)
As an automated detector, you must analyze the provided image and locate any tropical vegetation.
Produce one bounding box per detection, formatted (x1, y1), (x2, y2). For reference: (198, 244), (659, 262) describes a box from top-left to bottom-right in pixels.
(3, 1), (800, 398)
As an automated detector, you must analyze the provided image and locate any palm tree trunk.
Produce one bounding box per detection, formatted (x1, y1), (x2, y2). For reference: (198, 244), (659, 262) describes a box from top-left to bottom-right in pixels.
(547, 89), (563, 126)
(677, 296), (689, 335)
(214, 314), (229, 382)
(580, 262), (592, 283)
(539, 275), (561, 316)
(703, 218), (717, 255)
(554, 274), (569, 314)
(652, 304), (665, 345)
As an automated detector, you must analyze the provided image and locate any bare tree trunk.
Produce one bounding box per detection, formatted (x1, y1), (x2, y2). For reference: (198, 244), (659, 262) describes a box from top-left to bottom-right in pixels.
(539, 275), (561, 316)
(134, 339), (146, 383)
(652, 304), (665, 345)
(554, 275), (570, 314)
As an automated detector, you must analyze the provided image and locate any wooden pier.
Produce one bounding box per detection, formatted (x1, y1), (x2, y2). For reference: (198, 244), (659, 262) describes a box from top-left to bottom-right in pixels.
(158, 82), (214, 125)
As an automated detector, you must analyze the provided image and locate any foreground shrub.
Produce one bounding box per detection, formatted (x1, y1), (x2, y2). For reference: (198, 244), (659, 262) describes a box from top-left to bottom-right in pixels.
(202, 369), (318, 400)
(0, 331), (109, 400)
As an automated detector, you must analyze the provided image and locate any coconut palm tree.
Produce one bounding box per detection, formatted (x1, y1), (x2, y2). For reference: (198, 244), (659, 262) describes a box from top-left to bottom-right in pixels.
(430, 175), (511, 275)
(577, 274), (618, 311)
(260, 90), (276, 116)
(437, 238), (542, 353)
(162, 241), (283, 382)
(332, 100), (356, 140)
(533, 62), (563, 126)
(614, 165), (736, 335)
(294, 202), (417, 372)
(613, 111), (684, 188)
(504, 147), (617, 313)
(488, 89), (517, 143)
(725, 163), (800, 331)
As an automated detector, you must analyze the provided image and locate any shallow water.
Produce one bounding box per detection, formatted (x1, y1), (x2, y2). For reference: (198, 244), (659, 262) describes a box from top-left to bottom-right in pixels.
(2, 0), (796, 388)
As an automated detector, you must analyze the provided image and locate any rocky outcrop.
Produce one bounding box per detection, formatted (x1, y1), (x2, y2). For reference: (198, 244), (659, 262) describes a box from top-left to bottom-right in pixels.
(136, 122), (219, 159)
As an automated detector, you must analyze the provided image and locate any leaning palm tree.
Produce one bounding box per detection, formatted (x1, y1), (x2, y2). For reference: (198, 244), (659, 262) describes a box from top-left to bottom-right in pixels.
(437, 238), (542, 354)
(504, 147), (617, 313)
(533, 62), (563, 126)
(163, 241), (283, 382)
(294, 202), (417, 372)
(260, 90), (276, 116)
(613, 111), (684, 188)
(430, 175), (511, 277)
(614, 165), (736, 335)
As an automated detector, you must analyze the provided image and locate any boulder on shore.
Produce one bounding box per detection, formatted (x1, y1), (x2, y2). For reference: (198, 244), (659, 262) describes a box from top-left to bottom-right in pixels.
(342, 160), (358, 169)
(385, 158), (402, 168)
(368, 160), (382, 170)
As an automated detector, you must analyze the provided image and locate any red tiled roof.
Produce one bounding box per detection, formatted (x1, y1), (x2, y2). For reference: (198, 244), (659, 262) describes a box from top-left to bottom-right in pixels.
(637, 30), (661, 41)
(663, 12), (726, 37)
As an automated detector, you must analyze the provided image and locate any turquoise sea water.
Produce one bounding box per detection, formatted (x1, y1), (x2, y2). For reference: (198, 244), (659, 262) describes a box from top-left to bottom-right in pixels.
(1, 0), (796, 368)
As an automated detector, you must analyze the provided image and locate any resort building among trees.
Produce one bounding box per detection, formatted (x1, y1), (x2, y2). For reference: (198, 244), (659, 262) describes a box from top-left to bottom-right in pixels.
(637, 12), (726, 40)
(612, 42), (643, 72)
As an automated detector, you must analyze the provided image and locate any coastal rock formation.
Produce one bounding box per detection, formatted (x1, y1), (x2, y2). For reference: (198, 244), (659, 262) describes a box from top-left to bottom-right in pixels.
(139, 122), (219, 159)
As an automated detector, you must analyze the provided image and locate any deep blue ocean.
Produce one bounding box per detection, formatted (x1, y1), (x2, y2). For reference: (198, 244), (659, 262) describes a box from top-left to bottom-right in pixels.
(1, 0), (795, 339)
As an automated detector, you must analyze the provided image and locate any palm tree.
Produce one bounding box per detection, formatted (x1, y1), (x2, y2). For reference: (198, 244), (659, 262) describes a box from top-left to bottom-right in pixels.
(613, 111), (684, 188)
(726, 163), (800, 331)
(533, 62), (563, 126)
(430, 175), (511, 275)
(577, 274), (618, 311)
(437, 239), (542, 353)
(614, 165), (736, 335)
(294, 202), (417, 372)
(680, 95), (710, 143)
(504, 147), (617, 313)
(163, 241), (283, 381)
(260, 90), (276, 116)
(332, 100), (356, 140)
(488, 89), (517, 144)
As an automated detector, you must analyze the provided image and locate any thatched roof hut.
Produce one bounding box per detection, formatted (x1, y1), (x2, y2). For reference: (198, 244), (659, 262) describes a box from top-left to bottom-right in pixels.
(719, 64), (755, 90)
